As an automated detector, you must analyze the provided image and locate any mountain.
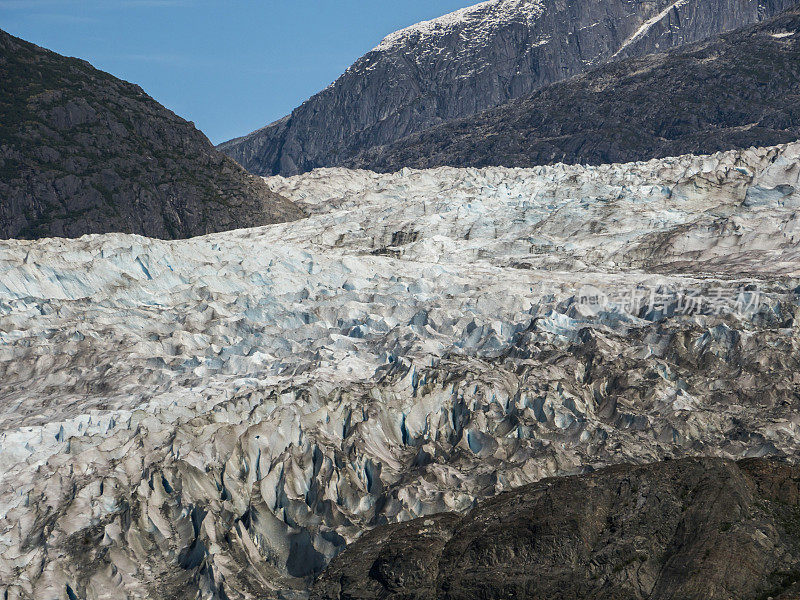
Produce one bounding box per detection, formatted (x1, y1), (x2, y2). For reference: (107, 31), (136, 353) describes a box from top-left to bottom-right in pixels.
(3, 142), (800, 599)
(312, 458), (800, 600)
(0, 29), (304, 240)
(350, 4), (800, 172)
(218, 0), (795, 177)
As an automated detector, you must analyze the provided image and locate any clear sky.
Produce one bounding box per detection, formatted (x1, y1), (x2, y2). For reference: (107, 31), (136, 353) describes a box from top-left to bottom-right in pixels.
(1, 0), (472, 144)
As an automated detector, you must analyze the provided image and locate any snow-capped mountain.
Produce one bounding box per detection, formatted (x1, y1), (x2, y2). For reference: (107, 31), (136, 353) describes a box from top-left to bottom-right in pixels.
(2, 143), (800, 599)
(350, 5), (800, 172)
(218, 0), (795, 176)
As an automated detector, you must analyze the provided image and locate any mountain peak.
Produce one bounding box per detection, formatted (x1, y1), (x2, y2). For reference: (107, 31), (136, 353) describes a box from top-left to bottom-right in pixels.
(220, 0), (796, 177)
(371, 0), (543, 53)
(348, 5), (800, 172)
(0, 28), (304, 240)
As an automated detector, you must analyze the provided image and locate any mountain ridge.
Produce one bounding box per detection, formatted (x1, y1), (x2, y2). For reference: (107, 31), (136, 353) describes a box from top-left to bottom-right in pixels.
(0, 28), (304, 240)
(218, 0), (796, 176)
(347, 4), (800, 172)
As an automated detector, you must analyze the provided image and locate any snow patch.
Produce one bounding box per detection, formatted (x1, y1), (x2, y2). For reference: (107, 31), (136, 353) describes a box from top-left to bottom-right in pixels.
(611, 0), (690, 58)
(373, 0), (544, 53)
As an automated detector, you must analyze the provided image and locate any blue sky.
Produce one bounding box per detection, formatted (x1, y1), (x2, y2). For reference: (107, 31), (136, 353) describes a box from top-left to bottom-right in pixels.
(1, 0), (472, 144)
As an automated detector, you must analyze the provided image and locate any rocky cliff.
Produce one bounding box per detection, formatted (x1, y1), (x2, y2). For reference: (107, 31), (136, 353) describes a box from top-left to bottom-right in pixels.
(351, 5), (800, 172)
(219, 0), (796, 176)
(0, 29), (304, 240)
(312, 457), (800, 600)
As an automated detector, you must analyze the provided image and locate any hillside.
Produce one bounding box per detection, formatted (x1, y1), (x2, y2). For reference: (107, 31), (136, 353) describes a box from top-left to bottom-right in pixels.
(313, 458), (800, 600)
(350, 6), (800, 171)
(0, 29), (303, 240)
(219, 0), (795, 176)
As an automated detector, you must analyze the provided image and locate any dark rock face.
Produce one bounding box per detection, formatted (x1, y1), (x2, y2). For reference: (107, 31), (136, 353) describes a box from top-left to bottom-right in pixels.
(351, 6), (800, 172)
(0, 29), (304, 240)
(219, 0), (795, 177)
(312, 458), (800, 600)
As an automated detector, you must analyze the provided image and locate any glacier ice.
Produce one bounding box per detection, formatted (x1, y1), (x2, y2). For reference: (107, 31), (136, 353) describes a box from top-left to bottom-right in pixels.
(1, 143), (800, 599)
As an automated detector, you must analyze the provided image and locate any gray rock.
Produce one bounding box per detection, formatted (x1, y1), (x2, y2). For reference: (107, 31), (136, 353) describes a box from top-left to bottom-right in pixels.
(0, 29), (305, 240)
(218, 0), (795, 177)
(311, 457), (800, 600)
(349, 5), (800, 173)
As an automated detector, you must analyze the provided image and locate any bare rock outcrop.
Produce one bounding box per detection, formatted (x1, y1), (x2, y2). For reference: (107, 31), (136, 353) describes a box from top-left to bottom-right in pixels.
(312, 458), (800, 600)
(0, 29), (303, 240)
(350, 5), (800, 173)
(219, 0), (795, 176)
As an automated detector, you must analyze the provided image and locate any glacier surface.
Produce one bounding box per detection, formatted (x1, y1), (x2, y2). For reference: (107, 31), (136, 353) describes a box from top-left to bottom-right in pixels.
(2, 143), (800, 599)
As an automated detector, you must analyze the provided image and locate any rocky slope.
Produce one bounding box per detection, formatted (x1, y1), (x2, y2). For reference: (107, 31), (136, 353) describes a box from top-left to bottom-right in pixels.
(351, 5), (800, 172)
(1, 143), (800, 599)
(219, 0), (795, 177)
(0, 29), (303, 240)
(313, 457), (800, 600)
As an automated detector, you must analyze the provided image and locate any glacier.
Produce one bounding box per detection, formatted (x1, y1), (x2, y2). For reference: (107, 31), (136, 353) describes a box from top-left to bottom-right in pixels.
(1, 143), (800, 599)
